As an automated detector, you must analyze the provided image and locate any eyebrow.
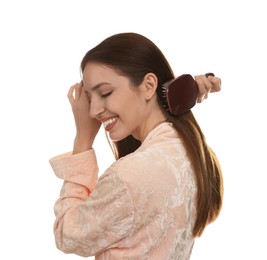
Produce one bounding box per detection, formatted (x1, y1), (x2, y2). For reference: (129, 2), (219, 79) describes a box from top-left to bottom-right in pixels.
(84, 82), (111, 93)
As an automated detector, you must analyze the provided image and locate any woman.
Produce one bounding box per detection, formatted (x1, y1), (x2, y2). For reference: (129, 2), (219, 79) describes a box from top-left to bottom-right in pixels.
(50, 32), (223, 259)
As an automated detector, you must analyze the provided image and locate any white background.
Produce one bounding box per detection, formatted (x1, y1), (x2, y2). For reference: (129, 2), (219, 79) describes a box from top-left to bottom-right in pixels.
(0, 0), (266, 259)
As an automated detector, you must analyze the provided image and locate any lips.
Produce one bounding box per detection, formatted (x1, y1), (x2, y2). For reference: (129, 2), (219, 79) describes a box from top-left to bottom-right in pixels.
(103, 117), (118, 131)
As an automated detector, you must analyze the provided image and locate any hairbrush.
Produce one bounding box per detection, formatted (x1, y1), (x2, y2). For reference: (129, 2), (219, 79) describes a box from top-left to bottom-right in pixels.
(163, 72), (214, 116)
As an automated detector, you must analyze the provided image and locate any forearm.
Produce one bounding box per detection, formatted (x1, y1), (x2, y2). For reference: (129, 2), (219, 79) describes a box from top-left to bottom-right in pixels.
(49, 149), (98, 193)
(52, 166), (134, 257)
(50, 149), (99, 256)
(53, 180), (97, 256)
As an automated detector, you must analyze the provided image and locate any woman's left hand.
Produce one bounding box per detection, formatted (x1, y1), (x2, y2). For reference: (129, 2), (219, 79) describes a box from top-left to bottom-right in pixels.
(194, 74), (221, 103)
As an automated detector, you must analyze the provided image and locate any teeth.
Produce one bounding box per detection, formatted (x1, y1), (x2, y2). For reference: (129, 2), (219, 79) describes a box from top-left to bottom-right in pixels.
(103, 117), (117, 128)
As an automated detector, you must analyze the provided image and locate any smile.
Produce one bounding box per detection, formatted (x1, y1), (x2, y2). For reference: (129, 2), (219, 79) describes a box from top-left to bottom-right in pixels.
(103, 117), (118, 131)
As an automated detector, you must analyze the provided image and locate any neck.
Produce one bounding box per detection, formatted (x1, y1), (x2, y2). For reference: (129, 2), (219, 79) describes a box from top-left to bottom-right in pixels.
(134, 107), (167, 142)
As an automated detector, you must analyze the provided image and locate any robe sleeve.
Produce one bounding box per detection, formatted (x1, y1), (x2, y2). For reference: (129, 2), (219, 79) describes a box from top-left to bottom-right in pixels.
(49, 150), (134, 257)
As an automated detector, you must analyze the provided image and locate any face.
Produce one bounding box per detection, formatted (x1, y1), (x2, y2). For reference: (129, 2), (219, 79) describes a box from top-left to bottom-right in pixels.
(82, 63), (151, 142)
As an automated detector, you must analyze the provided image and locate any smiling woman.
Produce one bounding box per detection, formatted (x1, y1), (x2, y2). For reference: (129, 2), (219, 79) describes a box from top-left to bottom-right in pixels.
(82, 63), (165, 143)
(49, 32), (223, 259)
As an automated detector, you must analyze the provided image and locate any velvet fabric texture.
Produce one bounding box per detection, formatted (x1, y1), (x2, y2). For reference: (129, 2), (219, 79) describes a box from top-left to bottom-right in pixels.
(50, 123), (197, 259)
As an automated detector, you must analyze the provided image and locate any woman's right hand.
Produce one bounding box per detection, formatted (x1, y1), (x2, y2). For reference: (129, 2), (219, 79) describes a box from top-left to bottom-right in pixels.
(68, 82), (101, 154)
(194, 74), (221, 103)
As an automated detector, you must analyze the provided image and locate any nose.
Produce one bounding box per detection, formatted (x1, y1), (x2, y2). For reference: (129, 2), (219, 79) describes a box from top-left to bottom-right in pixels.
(89, 96), (105, 118)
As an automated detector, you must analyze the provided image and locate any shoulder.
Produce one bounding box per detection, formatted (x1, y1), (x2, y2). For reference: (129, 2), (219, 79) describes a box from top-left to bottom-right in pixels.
(104, 133), (187, 185)
(99, 122), (194, 192)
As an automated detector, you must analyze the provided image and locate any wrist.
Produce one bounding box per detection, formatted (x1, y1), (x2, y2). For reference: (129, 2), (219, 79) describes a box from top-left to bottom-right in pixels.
(73, 136), (94, 154)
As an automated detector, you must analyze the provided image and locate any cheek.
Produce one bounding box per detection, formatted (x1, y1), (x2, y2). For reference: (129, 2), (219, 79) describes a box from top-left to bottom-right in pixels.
(121, 98), (143, 117)
(109, 89), (145, 117)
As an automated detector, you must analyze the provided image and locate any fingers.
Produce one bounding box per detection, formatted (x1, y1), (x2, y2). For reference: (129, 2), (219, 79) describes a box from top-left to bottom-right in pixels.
(195, 75), (212, 103)
(67, 82), (83, 104)
(208, 76), (221, 93)
(67, 84), (76, 104)
(195, 74), (222, 103)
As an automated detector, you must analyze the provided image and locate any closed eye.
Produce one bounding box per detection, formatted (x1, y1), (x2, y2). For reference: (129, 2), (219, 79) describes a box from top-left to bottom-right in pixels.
(101, 92), (112, 98)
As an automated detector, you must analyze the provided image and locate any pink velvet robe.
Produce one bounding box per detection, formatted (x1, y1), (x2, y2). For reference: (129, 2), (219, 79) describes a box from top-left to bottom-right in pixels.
(50, 122), (197, 259)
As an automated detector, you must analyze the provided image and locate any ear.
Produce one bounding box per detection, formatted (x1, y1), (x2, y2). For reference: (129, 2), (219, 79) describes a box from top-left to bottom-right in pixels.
(141, 73), (158, 101)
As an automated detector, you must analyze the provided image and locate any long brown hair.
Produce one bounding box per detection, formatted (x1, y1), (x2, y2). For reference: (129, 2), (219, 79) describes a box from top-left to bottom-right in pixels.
(81, 32), (223, 237)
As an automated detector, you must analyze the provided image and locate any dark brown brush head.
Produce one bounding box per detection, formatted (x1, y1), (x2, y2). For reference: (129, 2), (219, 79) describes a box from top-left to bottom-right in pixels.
(163, 74), (198, 116)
